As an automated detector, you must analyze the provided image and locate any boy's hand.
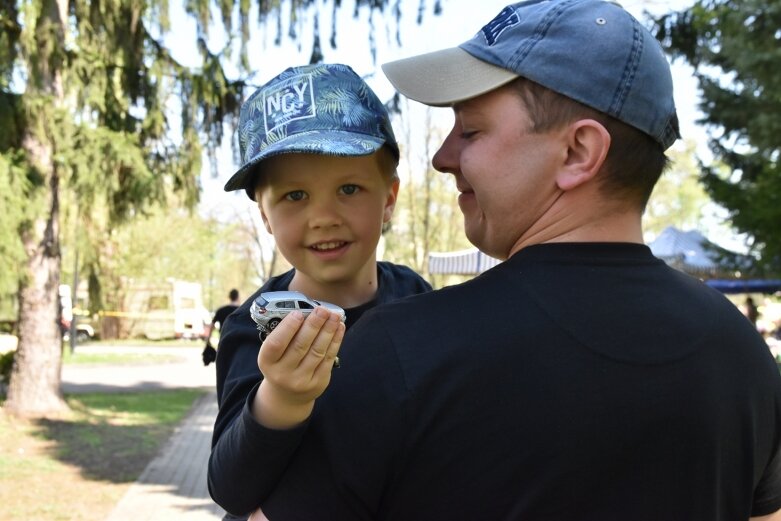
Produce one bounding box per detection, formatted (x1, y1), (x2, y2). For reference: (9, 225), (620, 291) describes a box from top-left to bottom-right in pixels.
(252, 306), (345, 430)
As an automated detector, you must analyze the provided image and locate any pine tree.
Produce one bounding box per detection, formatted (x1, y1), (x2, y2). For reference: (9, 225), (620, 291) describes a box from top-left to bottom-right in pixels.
(0, 0), (435, 417)
(654, 0), (781, 275)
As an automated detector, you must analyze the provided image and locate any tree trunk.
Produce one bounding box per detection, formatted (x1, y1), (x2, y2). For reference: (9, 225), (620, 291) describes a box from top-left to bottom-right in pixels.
(5, 137), (67, 416)
(4, 0), (69, 417)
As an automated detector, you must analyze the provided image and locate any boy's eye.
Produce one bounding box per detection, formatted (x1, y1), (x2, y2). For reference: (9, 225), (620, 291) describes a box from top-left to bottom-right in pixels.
(339, 184), (360, 196)
(284, 190), (307, 202)
(460, 130), (479, 140)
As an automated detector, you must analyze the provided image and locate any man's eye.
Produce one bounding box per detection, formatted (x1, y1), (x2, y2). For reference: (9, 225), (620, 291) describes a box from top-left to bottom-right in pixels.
(339, 184), (360, 196)
(285, 190), (307, 201)
(460, 130), (478, 140)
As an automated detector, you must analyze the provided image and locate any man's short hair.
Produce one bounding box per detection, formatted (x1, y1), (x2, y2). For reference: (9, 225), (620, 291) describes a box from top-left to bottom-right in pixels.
(229, 289), (239, 301)
(510, 77), (670, 209)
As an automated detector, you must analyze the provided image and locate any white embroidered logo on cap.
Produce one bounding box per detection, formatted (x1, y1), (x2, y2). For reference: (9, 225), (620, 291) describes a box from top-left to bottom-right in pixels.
(481, 6), (520, 46)
(263, 74), (316, 133)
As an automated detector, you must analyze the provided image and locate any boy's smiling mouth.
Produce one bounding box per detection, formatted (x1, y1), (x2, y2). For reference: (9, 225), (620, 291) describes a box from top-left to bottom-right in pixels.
(310, 241), (349, 252)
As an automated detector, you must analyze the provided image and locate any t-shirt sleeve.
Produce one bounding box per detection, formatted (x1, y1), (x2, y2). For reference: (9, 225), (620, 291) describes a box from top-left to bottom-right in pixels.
(260, 312), (409, 521)
(752, 440), (781, 516)
(210, 305), (303, 516)
(208, 383), (308, 517)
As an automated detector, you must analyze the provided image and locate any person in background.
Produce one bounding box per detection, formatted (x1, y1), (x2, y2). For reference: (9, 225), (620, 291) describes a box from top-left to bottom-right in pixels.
(225, 1), (781, 519)
(744, 296), (760, 328)
(207, 63), (432, 520)
(202, 289), (240, 366)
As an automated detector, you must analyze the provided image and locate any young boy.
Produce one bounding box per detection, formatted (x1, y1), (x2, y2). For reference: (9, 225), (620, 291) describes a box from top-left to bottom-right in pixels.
(209, 63), (431, 519)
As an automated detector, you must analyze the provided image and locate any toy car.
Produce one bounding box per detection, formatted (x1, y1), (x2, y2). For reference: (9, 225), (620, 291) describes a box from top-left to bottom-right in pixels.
(250, 291), (346, 341)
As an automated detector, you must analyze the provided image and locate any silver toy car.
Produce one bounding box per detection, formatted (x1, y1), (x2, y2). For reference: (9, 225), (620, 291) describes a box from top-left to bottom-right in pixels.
(250, 291), (346, 340)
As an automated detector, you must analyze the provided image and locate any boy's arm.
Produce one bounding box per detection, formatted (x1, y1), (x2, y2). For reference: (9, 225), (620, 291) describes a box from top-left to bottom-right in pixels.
(208, 307), (344, 517)
(253, 307), (345, 428)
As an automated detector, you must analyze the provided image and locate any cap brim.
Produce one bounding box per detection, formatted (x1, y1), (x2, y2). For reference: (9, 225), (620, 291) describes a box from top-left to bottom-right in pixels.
(223, 130), (387, 193)
(382, 47), (519, 107)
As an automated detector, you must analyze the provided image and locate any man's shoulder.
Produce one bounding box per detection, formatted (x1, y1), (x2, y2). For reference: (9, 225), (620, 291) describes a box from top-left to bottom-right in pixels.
(368, 266), (496, 323)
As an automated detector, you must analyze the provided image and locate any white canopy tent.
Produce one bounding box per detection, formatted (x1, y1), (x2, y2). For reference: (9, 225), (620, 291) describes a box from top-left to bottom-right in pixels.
(428, 248), (502, 275)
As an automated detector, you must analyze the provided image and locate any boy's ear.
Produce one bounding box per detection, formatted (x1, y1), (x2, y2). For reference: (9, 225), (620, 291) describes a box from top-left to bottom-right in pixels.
(555, 119), (610, 191)
(258, 203), (273, 235)
(383, 178), (400, 223)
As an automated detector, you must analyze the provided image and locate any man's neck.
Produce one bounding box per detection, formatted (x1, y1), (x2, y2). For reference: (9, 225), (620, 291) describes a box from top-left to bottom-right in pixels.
(509, 192), (645, 257)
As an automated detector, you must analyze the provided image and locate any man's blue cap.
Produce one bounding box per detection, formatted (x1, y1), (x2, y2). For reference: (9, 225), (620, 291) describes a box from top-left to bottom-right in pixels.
(224, 63), (399, 199)
(382, 0), (680, 150)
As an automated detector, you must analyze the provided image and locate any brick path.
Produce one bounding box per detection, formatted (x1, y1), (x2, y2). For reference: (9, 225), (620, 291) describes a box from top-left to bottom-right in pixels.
(105, 391), (226, 520)
(60, 344), (227, 520)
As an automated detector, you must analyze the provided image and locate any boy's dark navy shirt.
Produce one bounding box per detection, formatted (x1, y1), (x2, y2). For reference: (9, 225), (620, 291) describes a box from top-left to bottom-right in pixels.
(212, 261), (432, 449)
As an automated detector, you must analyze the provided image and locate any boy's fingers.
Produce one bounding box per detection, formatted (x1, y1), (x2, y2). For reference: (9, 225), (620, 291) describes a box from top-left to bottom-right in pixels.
(323, 321), (345, 369)
(302, 312), (341, 361)
(287, 307), (329, 358)
(258, 311), (304, 365)
(259, 307), (344, 374)
(283, 307), (339, 365)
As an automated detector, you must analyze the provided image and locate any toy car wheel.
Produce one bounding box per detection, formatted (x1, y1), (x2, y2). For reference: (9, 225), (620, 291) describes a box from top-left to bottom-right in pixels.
(268, 319), (281, 331)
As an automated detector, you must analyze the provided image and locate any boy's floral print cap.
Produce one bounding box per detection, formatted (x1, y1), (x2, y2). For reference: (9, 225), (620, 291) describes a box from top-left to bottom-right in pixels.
(224, 63), (399, 200)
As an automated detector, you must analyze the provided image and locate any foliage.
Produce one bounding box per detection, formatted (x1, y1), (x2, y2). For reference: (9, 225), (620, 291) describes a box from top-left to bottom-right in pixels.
(654, 0), (781, 275)
(385, 167), (472, 276)
(383, 106), (472, 282)
(0, 151), (32, 297)
(0, 0), (442, 415)
(643, 139), (713, 237)
(0, 350), (13, 385)
(78, 206), (259, 313)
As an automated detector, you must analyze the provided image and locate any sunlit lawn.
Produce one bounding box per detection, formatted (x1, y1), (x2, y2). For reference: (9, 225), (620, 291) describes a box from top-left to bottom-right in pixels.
(0, 390), (203, 521)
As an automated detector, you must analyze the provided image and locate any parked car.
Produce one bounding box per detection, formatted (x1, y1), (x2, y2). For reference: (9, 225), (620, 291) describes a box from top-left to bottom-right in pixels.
(61, 321), (95, 343)
(250, 291), (346, 340)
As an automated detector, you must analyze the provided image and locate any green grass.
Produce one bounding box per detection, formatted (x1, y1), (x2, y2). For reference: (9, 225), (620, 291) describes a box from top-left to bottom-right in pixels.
(87, 337), (206, 347)
(67, 391), (202, 425)
(61, 349), (182, 366)
(0, 389), (205, 521)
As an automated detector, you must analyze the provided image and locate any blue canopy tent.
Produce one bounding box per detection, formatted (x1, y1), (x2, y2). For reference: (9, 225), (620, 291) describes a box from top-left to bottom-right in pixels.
(705, 279), (781, 295)
(647, 226), (741, 278)
(648, 227), (779, 295)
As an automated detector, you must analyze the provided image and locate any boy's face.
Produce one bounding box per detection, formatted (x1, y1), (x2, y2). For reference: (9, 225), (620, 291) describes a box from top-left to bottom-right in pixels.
(256, 151), (399, 288)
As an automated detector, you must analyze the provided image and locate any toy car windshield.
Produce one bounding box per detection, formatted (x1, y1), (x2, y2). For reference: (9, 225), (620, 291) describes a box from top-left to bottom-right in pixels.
(250, 291), (346, 340)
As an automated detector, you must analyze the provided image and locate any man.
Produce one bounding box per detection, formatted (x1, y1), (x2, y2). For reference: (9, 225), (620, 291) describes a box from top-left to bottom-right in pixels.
(202, 289), (240, 366)
(226, 1), (781, 519)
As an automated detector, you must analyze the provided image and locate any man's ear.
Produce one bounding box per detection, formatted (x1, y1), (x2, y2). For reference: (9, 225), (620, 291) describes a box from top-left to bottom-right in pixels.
(383, 177), (400, 223)
(555, 119), (611, 191)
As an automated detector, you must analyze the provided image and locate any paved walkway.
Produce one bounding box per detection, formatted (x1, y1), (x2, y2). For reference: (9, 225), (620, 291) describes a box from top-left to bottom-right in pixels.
(61, 344), (228, 520)
(105, 391), (226, 520)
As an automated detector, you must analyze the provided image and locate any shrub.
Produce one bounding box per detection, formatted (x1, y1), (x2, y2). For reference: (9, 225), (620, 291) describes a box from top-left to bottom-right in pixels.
(0, 350), (14, 384)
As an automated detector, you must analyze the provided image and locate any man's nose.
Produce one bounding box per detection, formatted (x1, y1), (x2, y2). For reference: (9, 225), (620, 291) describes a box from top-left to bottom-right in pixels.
(432, 122), (461, 175)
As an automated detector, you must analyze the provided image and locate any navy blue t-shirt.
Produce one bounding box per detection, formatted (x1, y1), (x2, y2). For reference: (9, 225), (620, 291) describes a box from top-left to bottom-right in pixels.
(211, 243), (781, 520)
(209, 262), (431, 518)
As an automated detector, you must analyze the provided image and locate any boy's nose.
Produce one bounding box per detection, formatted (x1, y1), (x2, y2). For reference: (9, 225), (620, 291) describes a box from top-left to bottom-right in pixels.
(307, 198), (343, 229)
